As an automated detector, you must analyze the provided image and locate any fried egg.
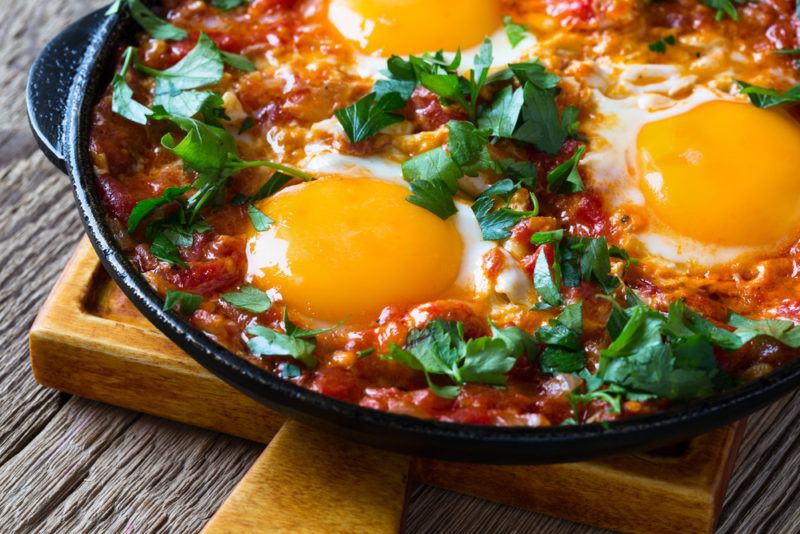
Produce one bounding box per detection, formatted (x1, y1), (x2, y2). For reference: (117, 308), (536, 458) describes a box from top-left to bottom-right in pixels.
(245, 160), (531, 325)
(581, 64), (800, 266)
(321, 0), (536, 77)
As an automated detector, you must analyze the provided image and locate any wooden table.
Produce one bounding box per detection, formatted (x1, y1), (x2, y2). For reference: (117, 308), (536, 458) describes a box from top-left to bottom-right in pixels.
(2, 2), (799, 532)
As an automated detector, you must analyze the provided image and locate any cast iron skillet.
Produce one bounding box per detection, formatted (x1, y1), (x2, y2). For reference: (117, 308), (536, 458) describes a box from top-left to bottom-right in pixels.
(27, 3), (800, 464)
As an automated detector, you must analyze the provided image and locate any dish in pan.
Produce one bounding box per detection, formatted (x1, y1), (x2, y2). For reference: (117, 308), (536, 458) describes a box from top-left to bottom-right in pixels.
(90, 0), (800, 427)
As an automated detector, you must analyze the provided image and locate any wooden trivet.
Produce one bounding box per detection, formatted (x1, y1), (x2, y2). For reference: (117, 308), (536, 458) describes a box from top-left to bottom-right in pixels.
(29, 238), (745, 533)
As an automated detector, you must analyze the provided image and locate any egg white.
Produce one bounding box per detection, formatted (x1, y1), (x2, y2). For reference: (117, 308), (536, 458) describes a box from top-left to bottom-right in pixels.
(580, 63), (754, 266)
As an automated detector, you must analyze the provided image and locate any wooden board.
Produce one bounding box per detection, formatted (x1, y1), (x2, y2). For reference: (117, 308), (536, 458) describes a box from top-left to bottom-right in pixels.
(30, 238), (745, 534)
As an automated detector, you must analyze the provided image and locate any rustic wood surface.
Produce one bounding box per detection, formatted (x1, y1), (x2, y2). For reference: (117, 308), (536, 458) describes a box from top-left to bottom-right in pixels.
(2, 1), (799, 532)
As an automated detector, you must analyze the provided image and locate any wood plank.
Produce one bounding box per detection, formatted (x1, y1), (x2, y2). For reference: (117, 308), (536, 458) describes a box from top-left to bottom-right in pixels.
(0, 397), (261, 533)
(30, 238), (746, 534)
(204, 420), (411, 534)
(415, 424), (744, 534)
(30, 241), (285, 444)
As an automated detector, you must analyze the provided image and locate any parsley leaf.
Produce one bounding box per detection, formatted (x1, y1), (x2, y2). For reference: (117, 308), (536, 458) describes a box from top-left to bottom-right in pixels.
(163, 289), (202, 315)
(384, 319), (522, 398)
(490, 322), (540, 360)
(533, 248), (562, 307)
(128, 186), (191, 232)
(406, 178), (458, 220)
(151, 108), (311, 218)
(238, 117), (256, 134)
(145, 211), (210, 267)
(222, 284), (271, 313)
(514, 83), (569, 155)
(247, 203), (274, 231)
(728, 314), (800, 348)
(134, 33), (252, 118)
(593, 298), (734, 401)
(478, 85), (524, 138)
(250, 172), (294, 202)
(136, 33), (224, 89)
(151, 232), (188, 267)
(127, 0), (188, 41)
(700, 0), (742, 21)
(220, 50), (256, 72)
(737, 80), (800, 108)
(419, 71), (468, 109)
(459, 337), (519, 386)
(246, 324), (318, 370)
(531, 229), (564, 245)
(503, 16), (530, 48)
(471, 180), (535, 240)
(111, 47), (152, 125)
(447, 121), (498, 176)
(401, 145), (462, 219)
(245, 309), (343, 369)
(541, 347), (586, 374)
(580, 237), (620, 293)
(546, 145), (585, 193)
(536, 302), (583, 350)
(509, 60), (561, 90)
(334, 92), (406, 143)
(210, 0), (248, 8)
(401, 147), (462, 192)
(648, 35), (676, 54)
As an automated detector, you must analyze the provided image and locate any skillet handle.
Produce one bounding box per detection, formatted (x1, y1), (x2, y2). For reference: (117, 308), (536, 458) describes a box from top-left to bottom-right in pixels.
(202, 420), (412, 533)
(26, 7), (111, 174)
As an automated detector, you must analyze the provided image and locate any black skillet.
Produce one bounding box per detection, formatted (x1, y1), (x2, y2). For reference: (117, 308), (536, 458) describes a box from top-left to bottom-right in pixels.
(26, 3), (800, 464)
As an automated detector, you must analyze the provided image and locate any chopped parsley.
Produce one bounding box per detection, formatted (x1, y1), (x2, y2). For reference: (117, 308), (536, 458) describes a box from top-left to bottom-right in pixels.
(700, 0), (745, 21)
(478, 85), (524, 138)
(163, 289), (203, 315)
(546, 146), (586, 194)
(134, 33), (253, 118)
(245, 310), (342, 370)
(472, 179), (537, 240)
(111, 47), (151, 125)
(406, 177), (458, 220)
(149, 108), (311, 219)
(513, 82), (580, 155)
(238, 117), (256, 134)
(535, 303), (586, 373)
(108, 0), (188, 41)
(737, 80), (800, 108)
(533, 248), (562, 307)
(222, 284), (271, 314)
(210, 0), (249, 9)
(334, 92), (406, 143)
(503, 16), (530, 48)
(384, 319), (534, 398)
(128, 186), (190, 232)
(356, 348), (376, 359)
(246, 204), (273, 231)
(648, 35), (676, 54)
(531, 229), (565, 245)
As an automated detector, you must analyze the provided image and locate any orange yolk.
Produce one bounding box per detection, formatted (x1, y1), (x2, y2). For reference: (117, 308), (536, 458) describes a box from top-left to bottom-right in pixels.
(325, 0), (503, 55)
(246, 177), (463, 324)
(637, 100), (800, 247)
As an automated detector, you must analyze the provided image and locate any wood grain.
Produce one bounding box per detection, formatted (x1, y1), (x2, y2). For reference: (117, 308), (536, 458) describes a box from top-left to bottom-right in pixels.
(30, 238), (745, 533)
(2, 1), (800, 533)
(204, 421), (410, 534)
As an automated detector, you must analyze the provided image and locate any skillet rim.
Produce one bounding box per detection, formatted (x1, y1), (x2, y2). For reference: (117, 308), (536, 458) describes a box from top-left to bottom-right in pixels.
(48, 3), (800, 464)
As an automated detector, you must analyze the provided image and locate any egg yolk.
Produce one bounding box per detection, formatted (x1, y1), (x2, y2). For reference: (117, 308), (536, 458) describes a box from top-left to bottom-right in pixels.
(246, 177), (463, 323)
(325, 0), (503, 55)
(637, 101), (800, 247)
